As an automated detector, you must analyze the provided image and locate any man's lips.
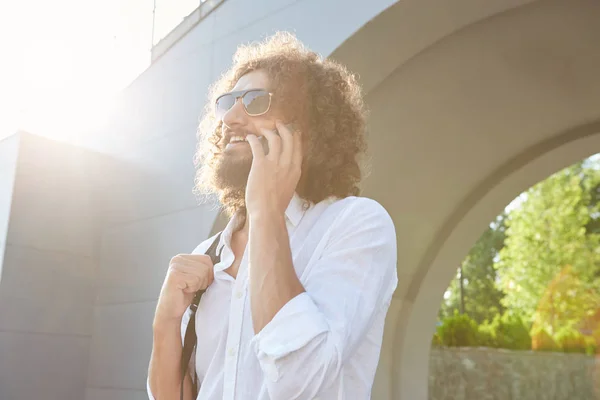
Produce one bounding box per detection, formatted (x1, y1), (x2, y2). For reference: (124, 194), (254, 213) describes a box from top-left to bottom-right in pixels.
(225, 141), (249, 151)
(222, 134), (269, 154)
(224, 133), (249, 150)
(224, 130), (248, 143)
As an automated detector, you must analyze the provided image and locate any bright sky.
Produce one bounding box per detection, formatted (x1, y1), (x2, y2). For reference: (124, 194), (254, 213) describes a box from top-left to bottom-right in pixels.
(0, 0), (199, 142)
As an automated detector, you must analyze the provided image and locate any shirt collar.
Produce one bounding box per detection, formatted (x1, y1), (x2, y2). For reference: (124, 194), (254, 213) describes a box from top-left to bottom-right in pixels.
(215, 193), (310, 271)
(285, 192), (309, 227)
(223, 193), (309, 239)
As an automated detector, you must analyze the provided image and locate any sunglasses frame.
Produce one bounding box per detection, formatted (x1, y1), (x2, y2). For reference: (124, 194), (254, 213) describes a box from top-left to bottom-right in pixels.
(215, 88), (273, 118)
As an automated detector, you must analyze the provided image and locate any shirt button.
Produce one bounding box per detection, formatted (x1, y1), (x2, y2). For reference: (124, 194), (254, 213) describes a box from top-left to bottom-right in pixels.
(235, 291), (243, 299)
(228, 347), (236, 357)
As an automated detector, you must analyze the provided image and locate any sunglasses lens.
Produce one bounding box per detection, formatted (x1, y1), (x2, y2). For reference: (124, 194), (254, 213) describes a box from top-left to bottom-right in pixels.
(243, 90), (270, 115)
(215, 94), (235, 118)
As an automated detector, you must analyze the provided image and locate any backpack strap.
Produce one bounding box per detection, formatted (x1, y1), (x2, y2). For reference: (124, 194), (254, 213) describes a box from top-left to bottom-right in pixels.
(180, 232), (223, 400)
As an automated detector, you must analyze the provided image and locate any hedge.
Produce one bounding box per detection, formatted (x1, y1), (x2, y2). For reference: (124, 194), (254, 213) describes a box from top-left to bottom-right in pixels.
(434, 311), (598, 354)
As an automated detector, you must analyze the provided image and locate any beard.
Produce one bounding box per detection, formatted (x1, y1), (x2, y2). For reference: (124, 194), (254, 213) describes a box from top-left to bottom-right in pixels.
(203, 135), (271, 215)
(213, 137), (271, 193)
(210, 147), (253, 211)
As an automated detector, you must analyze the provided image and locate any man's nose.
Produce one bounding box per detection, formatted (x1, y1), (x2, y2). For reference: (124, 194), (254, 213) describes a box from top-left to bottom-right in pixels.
(221, 97), (247, 127)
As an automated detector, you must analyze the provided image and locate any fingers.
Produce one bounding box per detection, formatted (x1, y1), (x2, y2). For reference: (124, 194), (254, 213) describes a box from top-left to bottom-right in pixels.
(246, 134), (265, 161)
(168, 264), (213, 292)
(276, 120), (294, 167)
(249, 123), (300, 167)
(291, 123), (303, 170)
(169, 261), (208, 276)
(168, 254), (215, 292)
(259, 127), (281, 162)
(277, 120), (303, 172)
(172, 254), (213, 268)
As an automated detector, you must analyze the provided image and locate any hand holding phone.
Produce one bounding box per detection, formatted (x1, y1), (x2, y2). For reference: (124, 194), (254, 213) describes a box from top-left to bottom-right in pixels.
(260, 122), (296, 155)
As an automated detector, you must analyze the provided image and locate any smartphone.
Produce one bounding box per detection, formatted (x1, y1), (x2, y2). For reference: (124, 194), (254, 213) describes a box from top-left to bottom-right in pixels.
(259, 123), (296, 155)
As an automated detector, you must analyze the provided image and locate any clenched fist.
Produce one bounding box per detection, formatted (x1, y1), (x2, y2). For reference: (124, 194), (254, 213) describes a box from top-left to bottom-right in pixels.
(154, 254), (215, 326)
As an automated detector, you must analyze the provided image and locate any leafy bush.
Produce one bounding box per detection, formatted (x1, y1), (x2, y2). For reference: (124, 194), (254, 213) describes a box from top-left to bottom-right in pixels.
(436, 311), (480, 347)
(531, 327), (561, 352)
(477, 321), (497, 347)
(435, 311), (600, 353)
(497, 312), (532, 350)
(581, 326), (600, 355)
(584, 336), (597, 356)
(479, 312), (531, 350)
(555, 327), (589, 353)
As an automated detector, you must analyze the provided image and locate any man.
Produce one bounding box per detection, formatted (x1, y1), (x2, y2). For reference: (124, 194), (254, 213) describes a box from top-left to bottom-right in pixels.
(148, 32), (398, 400)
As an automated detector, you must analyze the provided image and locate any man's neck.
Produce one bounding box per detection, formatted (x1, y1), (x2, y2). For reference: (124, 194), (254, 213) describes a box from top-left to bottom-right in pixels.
(235, 211), (250, 238)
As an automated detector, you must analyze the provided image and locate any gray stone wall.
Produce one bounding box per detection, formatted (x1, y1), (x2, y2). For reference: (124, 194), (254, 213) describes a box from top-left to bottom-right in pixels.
(429, 347), (599, 400)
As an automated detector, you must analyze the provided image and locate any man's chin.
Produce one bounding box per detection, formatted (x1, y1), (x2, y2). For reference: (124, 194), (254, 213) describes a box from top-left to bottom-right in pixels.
(213, 154), (252, 193)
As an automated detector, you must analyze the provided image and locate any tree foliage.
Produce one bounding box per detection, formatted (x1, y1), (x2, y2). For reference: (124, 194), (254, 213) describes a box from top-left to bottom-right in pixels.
(440, 214), (507, 324)
(495, 161), (600, 334)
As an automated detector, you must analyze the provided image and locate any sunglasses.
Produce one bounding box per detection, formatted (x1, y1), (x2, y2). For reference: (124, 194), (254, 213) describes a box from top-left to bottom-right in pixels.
(215, 89), (273, 119)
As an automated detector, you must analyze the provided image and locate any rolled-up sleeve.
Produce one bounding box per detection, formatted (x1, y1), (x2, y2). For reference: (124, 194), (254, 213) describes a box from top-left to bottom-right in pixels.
(250, 198), (398, 399)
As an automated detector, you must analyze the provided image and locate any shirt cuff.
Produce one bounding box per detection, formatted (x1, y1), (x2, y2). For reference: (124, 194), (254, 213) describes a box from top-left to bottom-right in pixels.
(251, 292), (329, 361)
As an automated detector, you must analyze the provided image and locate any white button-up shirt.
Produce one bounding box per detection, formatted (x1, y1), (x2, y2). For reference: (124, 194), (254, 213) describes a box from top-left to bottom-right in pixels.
(148, 194), (398, 399)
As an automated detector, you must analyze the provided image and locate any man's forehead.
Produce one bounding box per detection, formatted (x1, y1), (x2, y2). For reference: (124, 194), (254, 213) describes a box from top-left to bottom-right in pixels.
(232, 70), (271, 91)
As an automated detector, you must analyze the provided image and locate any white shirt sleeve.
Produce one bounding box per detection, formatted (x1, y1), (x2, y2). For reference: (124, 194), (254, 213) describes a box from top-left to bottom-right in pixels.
(250, 198), (398, 399)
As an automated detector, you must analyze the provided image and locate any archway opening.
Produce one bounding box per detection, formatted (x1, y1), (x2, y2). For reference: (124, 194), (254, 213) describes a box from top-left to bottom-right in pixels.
(431, 154), (600, 399)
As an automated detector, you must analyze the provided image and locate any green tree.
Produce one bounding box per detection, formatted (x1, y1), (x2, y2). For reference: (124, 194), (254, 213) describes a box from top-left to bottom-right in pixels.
(440, 214), (507, 324)
(495, 161), (600, 334)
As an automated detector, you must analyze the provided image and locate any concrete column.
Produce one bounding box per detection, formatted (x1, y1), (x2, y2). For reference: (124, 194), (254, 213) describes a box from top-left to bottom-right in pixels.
(372, 297), (403, 400)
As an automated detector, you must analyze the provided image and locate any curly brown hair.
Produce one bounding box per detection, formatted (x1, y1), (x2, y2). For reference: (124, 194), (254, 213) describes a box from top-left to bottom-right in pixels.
(194, 31), (368, 216)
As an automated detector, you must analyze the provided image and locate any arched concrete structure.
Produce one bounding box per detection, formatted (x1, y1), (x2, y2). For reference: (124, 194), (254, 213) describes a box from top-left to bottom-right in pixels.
(332, 0), (600, 398)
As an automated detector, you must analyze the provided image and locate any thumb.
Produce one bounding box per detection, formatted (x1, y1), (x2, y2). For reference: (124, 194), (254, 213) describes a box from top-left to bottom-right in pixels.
(183, 286), (197, 294)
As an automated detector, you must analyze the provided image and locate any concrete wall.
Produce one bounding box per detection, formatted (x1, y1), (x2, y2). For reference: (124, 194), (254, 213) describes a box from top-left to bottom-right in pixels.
(0, 135), (19, 269)
(0, 133), (118, 400)
(429, 347), (598, 399)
